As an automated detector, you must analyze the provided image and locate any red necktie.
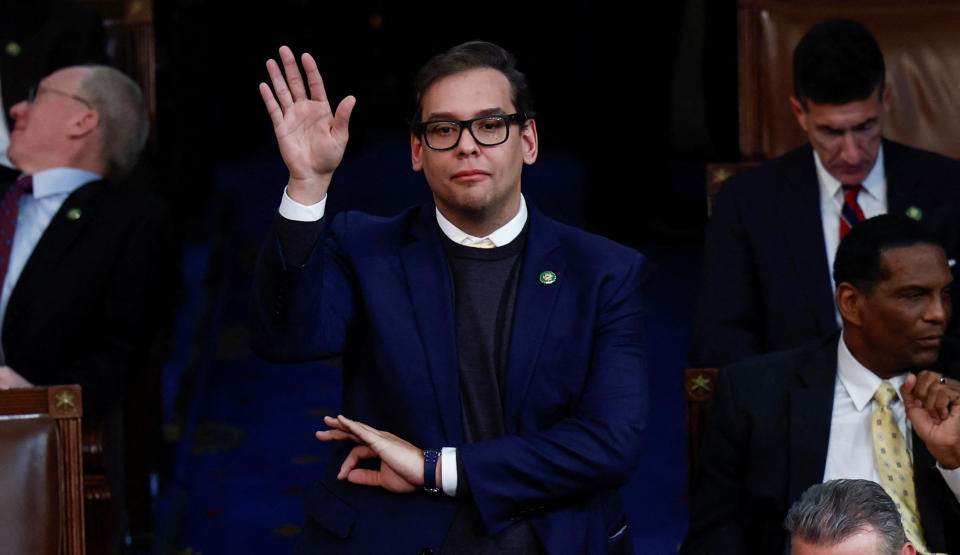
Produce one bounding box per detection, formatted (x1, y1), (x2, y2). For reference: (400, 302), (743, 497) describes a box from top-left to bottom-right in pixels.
(0, 175), (32, 288)
(839, 184), (865, 239)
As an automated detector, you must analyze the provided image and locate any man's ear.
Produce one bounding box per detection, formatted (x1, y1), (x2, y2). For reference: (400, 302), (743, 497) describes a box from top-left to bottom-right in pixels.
(68, 109), (99, 138)
(410, 132), (423, 172)
(521, 119), (538, 166)
(900, 541), (917, 555)
(881, 84), (892, 115)
(836, 282), (864, 328)
(790, 96), (808, 133)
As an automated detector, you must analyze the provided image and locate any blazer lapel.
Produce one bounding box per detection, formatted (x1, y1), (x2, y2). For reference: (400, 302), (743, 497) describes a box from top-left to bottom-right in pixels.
(5, 180), (103, 328)
(399, 206), (461, 444)
(502, 206), (564, 426)
(776, 147), (837, 335)
(788, 336), (838, 502)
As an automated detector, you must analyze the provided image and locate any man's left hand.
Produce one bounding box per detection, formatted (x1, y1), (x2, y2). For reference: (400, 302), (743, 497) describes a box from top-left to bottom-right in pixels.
(0, 366), (32, 389)
(903, 372), (960, 469)
(315, 415), (430, 494)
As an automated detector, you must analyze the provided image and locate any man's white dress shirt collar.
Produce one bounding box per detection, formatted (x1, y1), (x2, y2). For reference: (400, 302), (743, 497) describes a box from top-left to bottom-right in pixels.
(815, 144), (886, 208)
(836, 329), (907, 411)
(435, 195), (527, 247)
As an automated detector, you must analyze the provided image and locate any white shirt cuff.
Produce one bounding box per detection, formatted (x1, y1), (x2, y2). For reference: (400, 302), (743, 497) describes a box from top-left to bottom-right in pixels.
(278, 187), (326, 222)
(441, 447), (457, 497)
(937, 462), (960, 501)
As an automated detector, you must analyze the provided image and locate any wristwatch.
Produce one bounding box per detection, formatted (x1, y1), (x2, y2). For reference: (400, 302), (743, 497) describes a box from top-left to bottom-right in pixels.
(423, 448), (441, 493)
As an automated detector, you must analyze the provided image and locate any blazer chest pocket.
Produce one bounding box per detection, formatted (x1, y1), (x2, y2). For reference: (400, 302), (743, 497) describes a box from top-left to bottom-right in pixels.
(302, 481), (357, 539)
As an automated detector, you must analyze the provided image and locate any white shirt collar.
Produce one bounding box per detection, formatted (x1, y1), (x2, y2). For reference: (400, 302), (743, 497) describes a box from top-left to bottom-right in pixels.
(27, 167), (101, 199)
(837, 330), (907, 412)
(435, 194), (527, 247)
(815, 143), (886, 204)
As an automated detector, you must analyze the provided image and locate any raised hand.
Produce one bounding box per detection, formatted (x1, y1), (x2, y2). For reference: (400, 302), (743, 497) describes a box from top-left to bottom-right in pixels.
(902, 372), (960, 469)
(315, 414), (428, 494)
(259, 46), (356, 205)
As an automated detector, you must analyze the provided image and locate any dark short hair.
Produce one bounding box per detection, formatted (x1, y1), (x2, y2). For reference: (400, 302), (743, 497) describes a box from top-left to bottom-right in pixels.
(833, 214), (941, 295)
(784, 479), (904, 554)
(793, 18), (886, 105)
(409, 41), (534, 133)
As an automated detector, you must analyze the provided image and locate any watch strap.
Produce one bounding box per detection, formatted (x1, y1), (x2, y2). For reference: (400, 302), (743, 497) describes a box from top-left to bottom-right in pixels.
(423, 448), (441, 493)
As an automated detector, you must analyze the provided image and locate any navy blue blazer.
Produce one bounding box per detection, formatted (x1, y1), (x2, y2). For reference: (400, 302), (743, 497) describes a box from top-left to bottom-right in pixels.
(251, 202), (648, 554)
(682, 333), (960, 554)
(689, 139), (960, 368)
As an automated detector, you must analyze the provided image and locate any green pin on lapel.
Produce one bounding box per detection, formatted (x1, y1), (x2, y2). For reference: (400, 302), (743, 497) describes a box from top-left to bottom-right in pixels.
(905, 206), (922, 222)
(66, 208), (82, 221)
(4, 42), (21, 57)
(539, 270), (557, 285)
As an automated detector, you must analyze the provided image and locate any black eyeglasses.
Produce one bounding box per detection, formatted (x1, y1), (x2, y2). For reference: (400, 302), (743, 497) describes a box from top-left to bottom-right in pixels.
(417, 113), (527, 151)
(27, 85), (94, 110)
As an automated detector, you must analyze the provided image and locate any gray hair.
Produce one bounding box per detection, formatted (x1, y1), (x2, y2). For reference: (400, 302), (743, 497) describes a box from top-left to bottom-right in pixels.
(78, 65), (149, 176)
(784, 479), (905, 554)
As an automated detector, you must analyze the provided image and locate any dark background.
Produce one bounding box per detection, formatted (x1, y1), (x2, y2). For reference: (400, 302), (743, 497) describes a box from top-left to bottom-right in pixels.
(153, 0), (740, 246)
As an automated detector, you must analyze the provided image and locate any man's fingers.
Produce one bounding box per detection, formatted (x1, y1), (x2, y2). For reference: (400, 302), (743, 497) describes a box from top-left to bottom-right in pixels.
(315, 429), (358, 442)
(902, 373), (918, 406)
(279, 46), (307, 101)
(333, 95), (356, 139)
(259, 82), (284, 128)
(345, 468), (382, 487)
(265, 58), (294, 111)
(338, 444), (376, 479)
(301, 53), (327, 104)
(914, 370), (938, 400)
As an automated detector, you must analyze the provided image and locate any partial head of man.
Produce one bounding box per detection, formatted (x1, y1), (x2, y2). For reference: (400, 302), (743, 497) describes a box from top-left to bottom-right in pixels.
(7, 65), (148, 178)
(790, 18), (889, 185)
(409, 41), (538, 236)
(785, 479), (916, 555)
(834, 215), (953, 378)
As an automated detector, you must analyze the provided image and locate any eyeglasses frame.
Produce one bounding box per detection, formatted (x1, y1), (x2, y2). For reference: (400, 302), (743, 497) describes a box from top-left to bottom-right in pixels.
(27, 85), (95, 111)
(416, 113), (528, 151)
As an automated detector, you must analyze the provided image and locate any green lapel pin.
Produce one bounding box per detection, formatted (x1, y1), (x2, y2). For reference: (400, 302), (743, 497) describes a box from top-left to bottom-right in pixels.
(905, 206), (922, 222)
(539, 270), (557, 285)
(4, 42), (21, 57)
(66, 208), (82, 221)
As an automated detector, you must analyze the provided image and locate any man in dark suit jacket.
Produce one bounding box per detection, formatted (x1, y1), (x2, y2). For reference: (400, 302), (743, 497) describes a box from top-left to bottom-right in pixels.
(251, 42), (647, 553)
(689, 18), (960, 368)
(0, 63), (174, 414)
(683, 215), (960, 554)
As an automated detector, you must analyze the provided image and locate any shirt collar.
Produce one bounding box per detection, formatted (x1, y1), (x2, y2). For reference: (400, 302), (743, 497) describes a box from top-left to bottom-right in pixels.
(25, 168), (101, 199)
(435, 194), (528, 247)
(838, 330), (907, 412)
(815, 143), (886, 203)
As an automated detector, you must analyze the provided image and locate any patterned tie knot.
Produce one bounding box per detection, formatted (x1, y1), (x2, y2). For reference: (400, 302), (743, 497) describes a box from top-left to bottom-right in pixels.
(874, 382), (898, 409)
(842, 183), (863, 195)
(14, 175), (32, 195)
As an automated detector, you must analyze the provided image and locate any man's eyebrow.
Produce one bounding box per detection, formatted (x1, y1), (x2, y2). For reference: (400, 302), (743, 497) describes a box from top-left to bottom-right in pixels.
(815, 117), (877, 134)
(424, 107), (508, 121)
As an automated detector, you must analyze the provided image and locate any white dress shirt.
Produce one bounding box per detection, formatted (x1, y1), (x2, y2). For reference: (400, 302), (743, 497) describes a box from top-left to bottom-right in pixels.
(278, 189), (529, 496)
(815, 146), (887, 325)
(823, 332), (960, 499)
(0, 168), (101, 362)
